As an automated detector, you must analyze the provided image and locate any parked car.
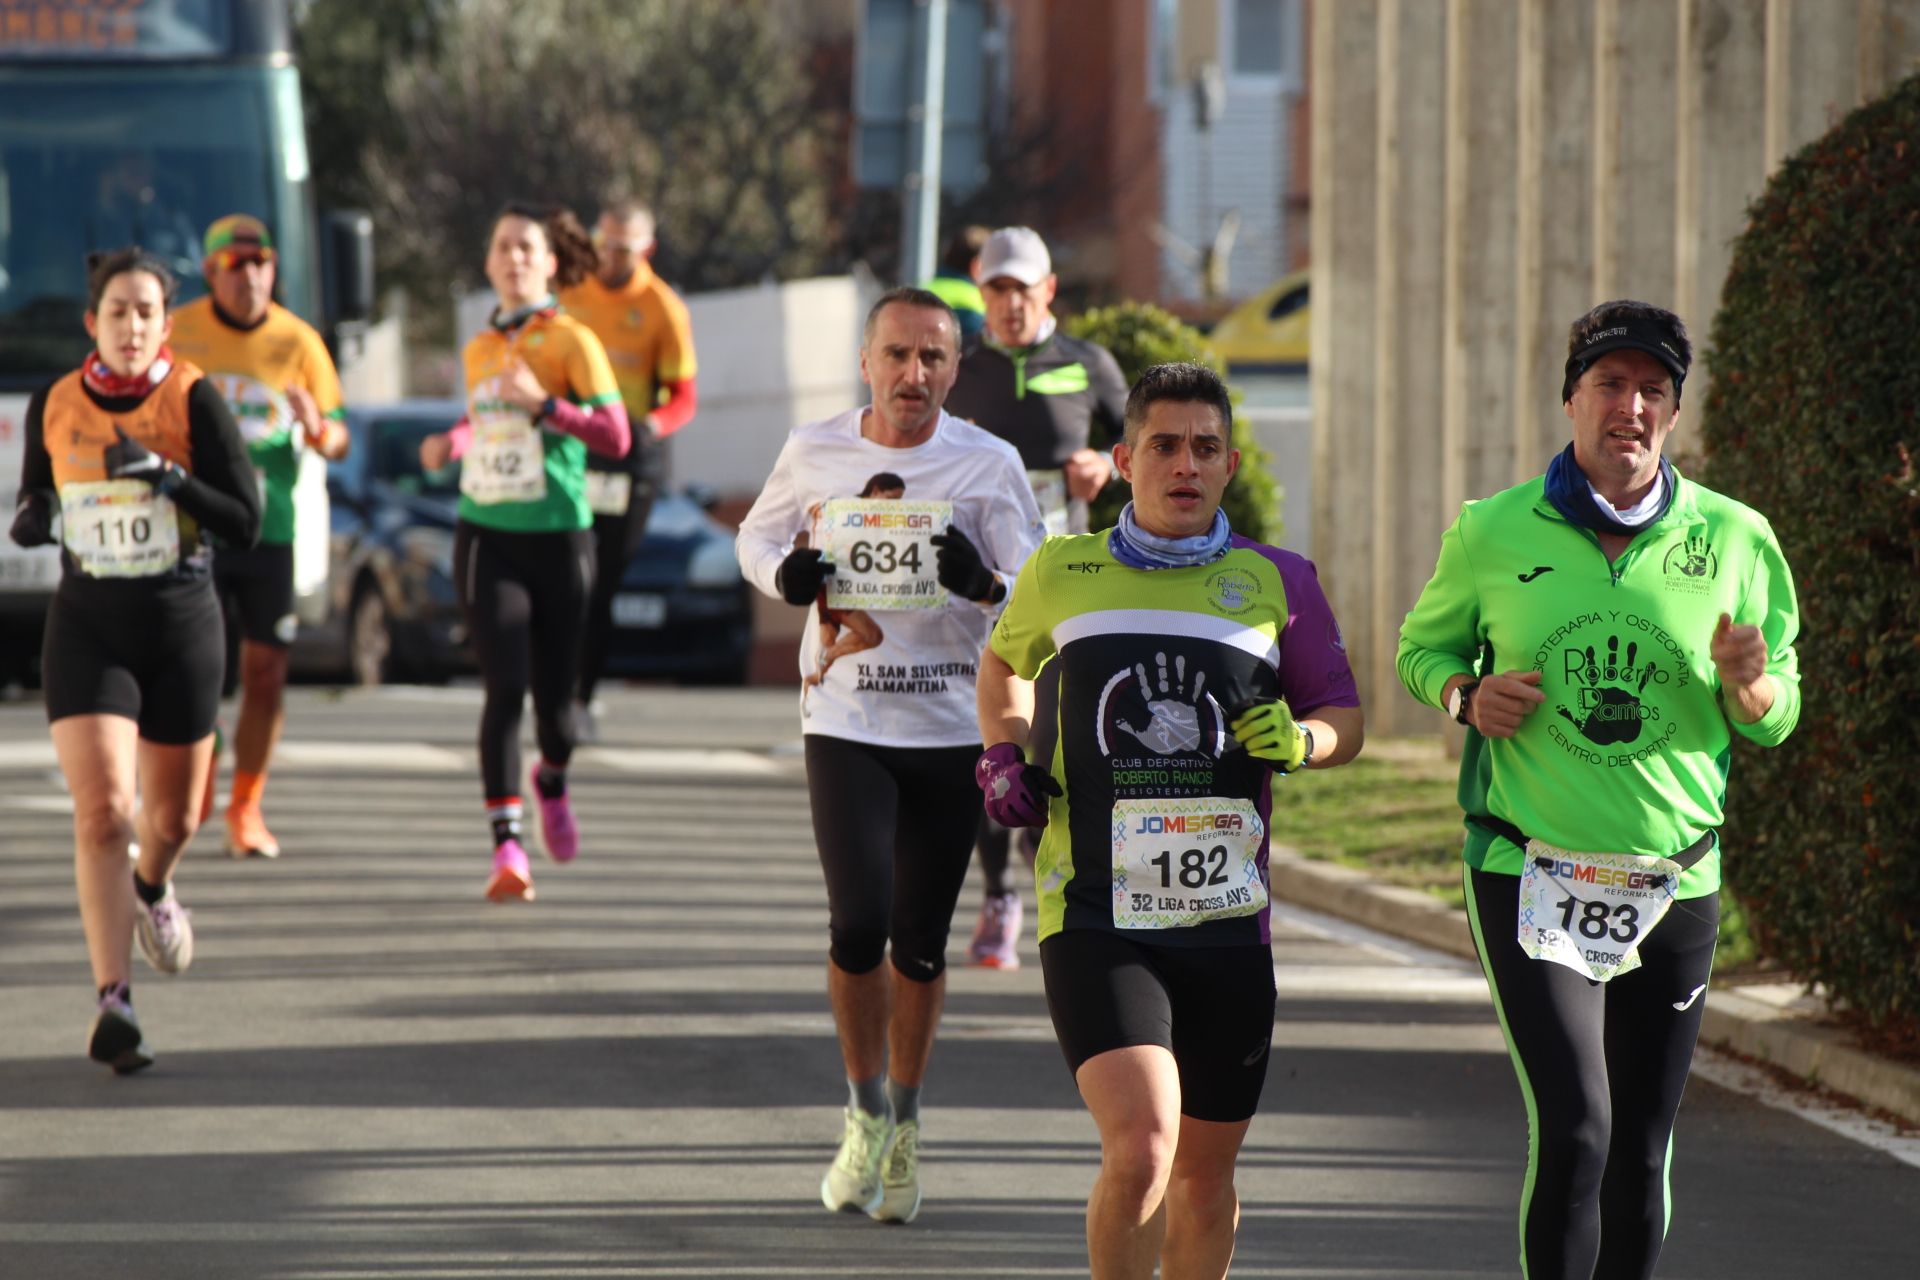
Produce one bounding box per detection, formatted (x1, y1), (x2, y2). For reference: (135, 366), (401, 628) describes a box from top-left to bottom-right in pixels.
(290, 400), (751, 686)
(1206, 269), (1310, 373)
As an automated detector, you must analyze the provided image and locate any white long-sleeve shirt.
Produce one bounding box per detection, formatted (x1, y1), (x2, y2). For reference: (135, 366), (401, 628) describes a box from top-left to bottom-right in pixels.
(737, 406), (1046, 747)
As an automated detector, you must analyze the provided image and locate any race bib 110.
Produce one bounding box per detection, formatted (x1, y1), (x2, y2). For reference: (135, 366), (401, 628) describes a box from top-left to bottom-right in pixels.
(1518, 840), (1680, 982)
(819, 498), (951, 611)
(1111, 797), (1267, 930)
(60, 480), (181, 578)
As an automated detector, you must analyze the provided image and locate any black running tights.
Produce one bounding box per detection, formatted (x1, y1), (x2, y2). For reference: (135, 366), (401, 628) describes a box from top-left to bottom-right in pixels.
(1466, 865), (1719, 1280)
(578, 476), (657, 704)
(454, 522), (594, 800)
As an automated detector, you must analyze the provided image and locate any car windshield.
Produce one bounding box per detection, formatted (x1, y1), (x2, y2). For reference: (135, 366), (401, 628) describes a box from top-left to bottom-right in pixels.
(0, 65), (312, 389)
(369, 416), (463, 499)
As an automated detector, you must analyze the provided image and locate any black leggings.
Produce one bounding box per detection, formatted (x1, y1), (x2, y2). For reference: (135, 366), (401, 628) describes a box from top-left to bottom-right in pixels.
(578, 475), (657, 704)
(454, 522), (594, 800)
(803, 734), (982, 982)
(1466, 865), (1719, 1280)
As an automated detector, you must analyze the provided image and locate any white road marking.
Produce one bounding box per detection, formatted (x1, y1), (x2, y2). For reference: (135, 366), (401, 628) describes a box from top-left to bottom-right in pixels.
(1690, 1049), (1920, 1170)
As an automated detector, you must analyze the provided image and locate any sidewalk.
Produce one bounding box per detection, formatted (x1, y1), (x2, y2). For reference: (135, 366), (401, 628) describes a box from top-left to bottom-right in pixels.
(1268, 850), (1920, 1126)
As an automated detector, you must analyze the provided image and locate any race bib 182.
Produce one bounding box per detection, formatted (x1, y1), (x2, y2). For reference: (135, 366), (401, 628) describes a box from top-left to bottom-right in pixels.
(1111, 796), (1268, 930)
(819, 498), (951, 611)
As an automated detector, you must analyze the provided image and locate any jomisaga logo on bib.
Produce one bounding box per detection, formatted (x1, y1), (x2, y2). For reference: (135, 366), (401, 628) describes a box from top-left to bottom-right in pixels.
(1533, 612), (1692, 767)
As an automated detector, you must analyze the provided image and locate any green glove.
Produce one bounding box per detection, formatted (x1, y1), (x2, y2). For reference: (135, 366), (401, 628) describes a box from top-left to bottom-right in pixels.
(1230, 698), (1309, 772)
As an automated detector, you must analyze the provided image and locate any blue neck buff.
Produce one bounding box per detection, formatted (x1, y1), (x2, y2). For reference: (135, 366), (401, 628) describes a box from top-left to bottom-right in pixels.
(1544, 443), (1675, 536)
(1108, 502), (1232, 570)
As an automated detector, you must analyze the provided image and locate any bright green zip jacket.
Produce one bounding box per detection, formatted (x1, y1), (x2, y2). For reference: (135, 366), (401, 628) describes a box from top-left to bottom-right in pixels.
(1396, 468), (1801, 897)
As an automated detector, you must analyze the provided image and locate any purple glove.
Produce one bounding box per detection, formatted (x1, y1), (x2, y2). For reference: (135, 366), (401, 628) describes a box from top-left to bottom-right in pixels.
(975, 742), (1062, 828)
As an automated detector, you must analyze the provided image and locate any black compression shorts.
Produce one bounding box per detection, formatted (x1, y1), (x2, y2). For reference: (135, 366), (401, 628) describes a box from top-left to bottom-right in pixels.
(214, 542), (297, 647)
(1040, 927), (1277, 1123)
(42, 578), (224, 744)
(803, 733), (981, 982)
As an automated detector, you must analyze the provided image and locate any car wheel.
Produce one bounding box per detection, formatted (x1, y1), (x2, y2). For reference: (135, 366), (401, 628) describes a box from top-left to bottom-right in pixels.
(348, 584), (396, 686)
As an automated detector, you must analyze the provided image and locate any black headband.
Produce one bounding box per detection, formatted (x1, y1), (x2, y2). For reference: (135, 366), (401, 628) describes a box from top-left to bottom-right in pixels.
(1563, 317), (1688, 401)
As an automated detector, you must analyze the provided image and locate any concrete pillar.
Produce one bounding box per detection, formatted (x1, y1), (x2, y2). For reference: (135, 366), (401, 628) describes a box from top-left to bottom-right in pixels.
(1766, 0), (1864, 167)
(1675, 0), (1768, 444)
(1860, 0), (1920, 97)
(1512, 0), (1595, 481)
(1442, 0), (1519, 511)
(1592, 0), (1682, 306)
(1308, 0), (1379, 714)
(1369, 0), (1448, 734)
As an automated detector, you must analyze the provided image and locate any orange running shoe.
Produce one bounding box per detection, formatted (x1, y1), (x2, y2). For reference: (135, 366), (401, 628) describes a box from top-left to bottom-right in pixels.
(225, 803), (281, 859)
(485, 839), (535, 902)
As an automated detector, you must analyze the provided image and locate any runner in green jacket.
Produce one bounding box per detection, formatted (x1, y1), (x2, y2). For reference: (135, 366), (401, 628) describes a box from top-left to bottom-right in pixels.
(1397, 299), (1801, 1279)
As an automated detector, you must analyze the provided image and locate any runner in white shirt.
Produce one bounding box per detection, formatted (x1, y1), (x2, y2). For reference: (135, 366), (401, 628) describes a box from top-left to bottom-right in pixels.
(737, 285), (1045, 1225)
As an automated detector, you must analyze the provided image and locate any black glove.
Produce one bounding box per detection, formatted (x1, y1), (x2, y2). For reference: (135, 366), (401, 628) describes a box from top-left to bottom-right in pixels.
(104, 425), (185, 495)
(9, 491), (53, 548)
(775, 546), (832, 606)
(930, 524), (998, 602)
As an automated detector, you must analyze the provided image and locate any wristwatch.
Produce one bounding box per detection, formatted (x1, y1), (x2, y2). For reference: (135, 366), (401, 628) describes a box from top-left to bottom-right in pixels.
(1446, 681), (1479, 726)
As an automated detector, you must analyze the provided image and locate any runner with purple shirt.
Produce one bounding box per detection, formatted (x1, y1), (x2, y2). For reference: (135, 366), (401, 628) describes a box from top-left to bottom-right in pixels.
(975, 362), (1364, 1279)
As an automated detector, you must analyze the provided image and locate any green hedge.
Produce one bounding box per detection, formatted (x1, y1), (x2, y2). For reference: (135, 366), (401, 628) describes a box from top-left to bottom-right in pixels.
(1065, 302), (1283, 545)
(1701, 71), (1920, 1039)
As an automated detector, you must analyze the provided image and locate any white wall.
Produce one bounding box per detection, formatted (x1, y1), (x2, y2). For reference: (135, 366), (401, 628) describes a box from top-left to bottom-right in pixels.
(674, 274), (879, 496)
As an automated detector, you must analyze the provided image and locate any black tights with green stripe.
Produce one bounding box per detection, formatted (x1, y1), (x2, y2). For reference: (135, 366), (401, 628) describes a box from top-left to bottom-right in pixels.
(1467, 866), (1719, 1280)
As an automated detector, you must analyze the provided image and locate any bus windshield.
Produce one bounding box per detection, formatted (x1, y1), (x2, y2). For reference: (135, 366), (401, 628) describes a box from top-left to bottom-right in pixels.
(0, 64), (314, 389)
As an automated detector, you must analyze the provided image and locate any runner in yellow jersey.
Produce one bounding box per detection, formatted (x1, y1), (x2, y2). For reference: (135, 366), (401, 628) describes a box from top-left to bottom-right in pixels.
(556, 199), (697, 739)
(168, 214), (349, 859)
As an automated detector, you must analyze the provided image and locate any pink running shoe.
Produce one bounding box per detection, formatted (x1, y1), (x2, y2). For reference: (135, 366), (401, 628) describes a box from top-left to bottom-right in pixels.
(967, 891), (1022, 970)
(529, 766), (579, 864)
(485, 839), (535, 902)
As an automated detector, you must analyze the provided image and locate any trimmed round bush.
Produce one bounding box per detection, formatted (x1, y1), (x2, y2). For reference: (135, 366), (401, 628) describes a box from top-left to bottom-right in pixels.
(1701, 71), (1920, 1042)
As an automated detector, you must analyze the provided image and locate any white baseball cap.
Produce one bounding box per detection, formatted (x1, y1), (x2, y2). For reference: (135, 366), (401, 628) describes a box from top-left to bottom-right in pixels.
(977, 226), (1052, 286)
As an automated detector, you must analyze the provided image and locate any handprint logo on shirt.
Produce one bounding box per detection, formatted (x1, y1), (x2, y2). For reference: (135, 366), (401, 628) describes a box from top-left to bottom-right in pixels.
(1677, 532), (1712, 577)
(1557, 634), (1662, 746)
(1116, 651), (1210, 755)
(1661, 531), (1718, 588)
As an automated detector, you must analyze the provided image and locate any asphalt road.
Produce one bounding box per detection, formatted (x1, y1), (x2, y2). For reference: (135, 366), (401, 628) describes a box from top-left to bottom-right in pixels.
(0, 686), (1912, 1278)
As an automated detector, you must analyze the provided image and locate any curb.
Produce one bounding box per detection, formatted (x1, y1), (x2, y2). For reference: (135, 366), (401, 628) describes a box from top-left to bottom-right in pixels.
(1267, 850), (1920, 1126)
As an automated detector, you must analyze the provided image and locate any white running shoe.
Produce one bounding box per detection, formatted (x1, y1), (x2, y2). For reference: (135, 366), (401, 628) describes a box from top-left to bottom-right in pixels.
(870, 1118), (922, 1223)
(820, 1106), (892, 1215)
(134, 881), (194, 974)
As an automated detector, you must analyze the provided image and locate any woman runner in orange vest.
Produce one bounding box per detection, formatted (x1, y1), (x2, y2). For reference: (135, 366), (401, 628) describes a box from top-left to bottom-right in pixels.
(9, 247), (260, 1073)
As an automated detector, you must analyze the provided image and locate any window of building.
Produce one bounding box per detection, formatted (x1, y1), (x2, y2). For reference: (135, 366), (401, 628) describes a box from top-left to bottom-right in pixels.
(1148, 0), (1179, 100)
(1225, 0), (1299, 86)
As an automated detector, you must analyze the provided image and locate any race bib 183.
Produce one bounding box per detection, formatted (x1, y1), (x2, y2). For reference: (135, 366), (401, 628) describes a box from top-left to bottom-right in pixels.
(1518, 840), (1680, 981)
(819, 498), (951, 611)
(59, 480), (181, 578)
(1111, 796), (1268, 930)
(461, 415), (547, 505)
